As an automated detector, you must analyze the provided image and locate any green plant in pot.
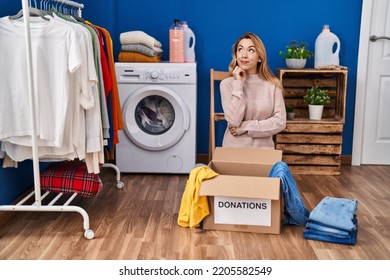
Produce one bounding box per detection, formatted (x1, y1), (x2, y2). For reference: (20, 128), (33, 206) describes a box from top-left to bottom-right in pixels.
(303, 86), (331, 120)
(279, 40), (314, 69)
(286, 105), (295, 120)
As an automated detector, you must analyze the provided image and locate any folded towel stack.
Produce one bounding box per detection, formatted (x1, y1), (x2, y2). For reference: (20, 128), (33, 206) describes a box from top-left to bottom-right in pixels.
(118, 31), (163, 63)
(304, 196), (358, 245)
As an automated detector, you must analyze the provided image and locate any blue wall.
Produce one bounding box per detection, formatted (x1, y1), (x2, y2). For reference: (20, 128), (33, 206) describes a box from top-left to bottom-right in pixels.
(80, 0), (363, 156)
(0, 0), (363, 204)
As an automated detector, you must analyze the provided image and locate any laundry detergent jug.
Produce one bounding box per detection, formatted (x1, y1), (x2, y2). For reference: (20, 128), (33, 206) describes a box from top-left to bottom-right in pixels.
(169, 19), (184, 63)
(182, 21), (196, 62)
(314, 25), (340, 68)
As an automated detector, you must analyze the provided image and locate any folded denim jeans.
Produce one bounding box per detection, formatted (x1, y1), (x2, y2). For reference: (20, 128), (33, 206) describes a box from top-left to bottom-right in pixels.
(303, 227), (357, 245)
(305, 216), (358, 238)
(304, 217), (358, 245)
(309, 196), (358, 231)
(305, 220), (351, 237)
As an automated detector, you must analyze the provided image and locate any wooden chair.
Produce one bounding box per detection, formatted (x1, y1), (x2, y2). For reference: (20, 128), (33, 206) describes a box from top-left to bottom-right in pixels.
(209, 69), (231, 161)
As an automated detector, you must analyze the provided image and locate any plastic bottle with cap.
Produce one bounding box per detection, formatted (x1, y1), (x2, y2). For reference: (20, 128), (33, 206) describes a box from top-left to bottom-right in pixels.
(314, 25), (340, 68)
(182, 21), (196, 63)
(169, 19), (184, 63)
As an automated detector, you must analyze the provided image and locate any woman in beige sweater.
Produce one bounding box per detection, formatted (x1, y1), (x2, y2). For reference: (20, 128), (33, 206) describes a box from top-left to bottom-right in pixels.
(221, 32), (286, 149)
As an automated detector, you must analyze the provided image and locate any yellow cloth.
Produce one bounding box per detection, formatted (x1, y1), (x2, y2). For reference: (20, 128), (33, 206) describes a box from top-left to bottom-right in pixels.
(118, 51), (162, 63)
(178, 165), (219, 229)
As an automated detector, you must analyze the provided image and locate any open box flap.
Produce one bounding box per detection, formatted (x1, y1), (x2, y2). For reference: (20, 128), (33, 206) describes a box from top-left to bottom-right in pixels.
(212, 147), (282, 164)
(200, 175), (280, 200)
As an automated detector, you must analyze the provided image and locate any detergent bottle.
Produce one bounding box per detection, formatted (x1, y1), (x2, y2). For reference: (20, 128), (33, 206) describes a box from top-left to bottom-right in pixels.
(169, 19), (184, 63)
(314, 25), (340, 68)
(182, 21), (196, 62)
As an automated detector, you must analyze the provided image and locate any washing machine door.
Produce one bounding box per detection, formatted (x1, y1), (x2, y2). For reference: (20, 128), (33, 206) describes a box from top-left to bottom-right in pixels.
(122, 85), (190, 151)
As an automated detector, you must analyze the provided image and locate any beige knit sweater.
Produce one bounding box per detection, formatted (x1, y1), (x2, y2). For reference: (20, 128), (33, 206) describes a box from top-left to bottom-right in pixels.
(119, 31), (162, 52)
(220, 74), (286, 149)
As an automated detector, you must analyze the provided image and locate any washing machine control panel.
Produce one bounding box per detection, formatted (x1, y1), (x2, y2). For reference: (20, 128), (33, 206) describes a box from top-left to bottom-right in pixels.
(116, 63), (197, 84)
(144, 68), (194, 83)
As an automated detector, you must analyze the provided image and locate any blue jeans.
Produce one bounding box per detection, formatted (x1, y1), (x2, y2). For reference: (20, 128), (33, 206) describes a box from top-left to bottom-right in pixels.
(304, 217), (358, 245)
(309, 196), (358, 231)
(268, 161), (309, 226)
(305, 221), (350, 236)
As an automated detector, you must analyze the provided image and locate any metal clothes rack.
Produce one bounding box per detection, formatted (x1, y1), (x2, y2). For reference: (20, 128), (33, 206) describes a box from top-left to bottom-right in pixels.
(0, 0), (123, 240)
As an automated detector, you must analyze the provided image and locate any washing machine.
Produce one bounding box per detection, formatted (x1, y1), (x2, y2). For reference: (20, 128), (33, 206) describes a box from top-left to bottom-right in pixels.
(115, 62), (197, 173)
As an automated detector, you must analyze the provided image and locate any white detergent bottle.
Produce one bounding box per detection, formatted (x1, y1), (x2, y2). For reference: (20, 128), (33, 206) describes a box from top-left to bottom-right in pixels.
(314, 25), (340, 68)
(182, 21), (196, 62)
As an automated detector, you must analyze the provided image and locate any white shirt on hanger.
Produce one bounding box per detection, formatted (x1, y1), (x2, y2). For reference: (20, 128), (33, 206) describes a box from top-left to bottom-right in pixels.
(0, 15), (82, 148)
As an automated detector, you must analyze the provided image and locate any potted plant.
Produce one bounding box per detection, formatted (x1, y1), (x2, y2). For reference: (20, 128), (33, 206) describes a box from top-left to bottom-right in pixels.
(303, 86), (331, 120)
(286, 105), (295, 120)
(279, 40), (314, 69)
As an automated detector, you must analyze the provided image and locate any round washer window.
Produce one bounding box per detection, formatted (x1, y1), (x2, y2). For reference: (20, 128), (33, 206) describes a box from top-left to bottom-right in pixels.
(134, 95), (175, 135)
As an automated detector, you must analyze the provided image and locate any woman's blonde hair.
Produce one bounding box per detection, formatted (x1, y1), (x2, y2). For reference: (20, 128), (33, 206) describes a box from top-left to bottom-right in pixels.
(228, 32), (282, 88)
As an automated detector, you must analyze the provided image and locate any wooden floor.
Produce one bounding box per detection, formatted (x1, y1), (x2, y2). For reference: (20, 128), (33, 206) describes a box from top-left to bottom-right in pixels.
(0, 164), (390, 260)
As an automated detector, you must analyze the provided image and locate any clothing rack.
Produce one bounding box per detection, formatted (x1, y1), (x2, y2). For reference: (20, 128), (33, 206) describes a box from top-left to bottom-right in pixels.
(0, 0), (123, 240)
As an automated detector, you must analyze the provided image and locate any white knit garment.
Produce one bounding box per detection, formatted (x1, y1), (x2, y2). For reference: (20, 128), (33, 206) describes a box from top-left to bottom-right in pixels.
(120, 31), (162, 52)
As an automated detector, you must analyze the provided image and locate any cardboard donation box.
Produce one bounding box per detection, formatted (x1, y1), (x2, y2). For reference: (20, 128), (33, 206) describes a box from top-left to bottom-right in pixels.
(200, 147), (282, 234)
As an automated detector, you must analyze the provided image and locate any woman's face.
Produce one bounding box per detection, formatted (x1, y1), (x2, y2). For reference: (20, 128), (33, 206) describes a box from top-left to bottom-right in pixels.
(236, 38), (260, 75)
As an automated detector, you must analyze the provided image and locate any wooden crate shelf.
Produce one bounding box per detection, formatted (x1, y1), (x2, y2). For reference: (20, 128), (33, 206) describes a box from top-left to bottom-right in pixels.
(276, 69), (348, 175)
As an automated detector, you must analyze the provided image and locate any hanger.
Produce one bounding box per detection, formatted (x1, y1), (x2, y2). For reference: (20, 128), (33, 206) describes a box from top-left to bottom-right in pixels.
(40, 0), (50, 10)
(9, 7), (53, 21)
(39, 0), (56, 16)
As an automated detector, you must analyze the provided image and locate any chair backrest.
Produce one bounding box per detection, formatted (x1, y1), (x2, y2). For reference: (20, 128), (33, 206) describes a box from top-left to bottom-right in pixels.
(209, 69), (231, 161)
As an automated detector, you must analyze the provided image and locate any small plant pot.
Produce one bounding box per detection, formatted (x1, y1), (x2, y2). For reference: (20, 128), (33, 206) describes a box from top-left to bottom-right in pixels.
(308, 104), (324, 120)
(286, 58), (307, 69)
(287, 112), (295, 120)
